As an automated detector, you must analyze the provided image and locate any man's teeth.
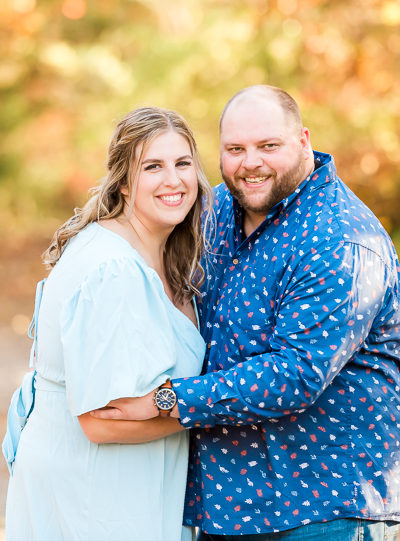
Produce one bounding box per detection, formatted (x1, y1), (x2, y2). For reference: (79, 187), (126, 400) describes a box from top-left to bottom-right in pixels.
(244, 177), (267, 184)
(160, 194), (183, 202)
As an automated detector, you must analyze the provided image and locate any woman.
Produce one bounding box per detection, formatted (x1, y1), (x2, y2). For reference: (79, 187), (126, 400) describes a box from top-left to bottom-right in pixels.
(5, 107), (212, 541)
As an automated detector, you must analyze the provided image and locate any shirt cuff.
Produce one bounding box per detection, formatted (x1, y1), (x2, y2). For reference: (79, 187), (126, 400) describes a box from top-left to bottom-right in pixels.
(172, 375), (217, 428)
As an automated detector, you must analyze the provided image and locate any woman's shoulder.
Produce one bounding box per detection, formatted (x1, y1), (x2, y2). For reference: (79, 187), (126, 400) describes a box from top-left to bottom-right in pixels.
(61, 223), (146, 267)
(48, 223), (158, 298)
(66, 222), (130, 255)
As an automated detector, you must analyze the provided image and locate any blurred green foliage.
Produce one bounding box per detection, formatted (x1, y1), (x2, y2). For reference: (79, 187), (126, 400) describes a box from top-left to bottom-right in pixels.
(1, 0), (399, 252)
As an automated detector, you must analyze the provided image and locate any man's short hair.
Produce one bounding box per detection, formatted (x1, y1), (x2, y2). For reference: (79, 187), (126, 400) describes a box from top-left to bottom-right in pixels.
(219, 85), (303, 134)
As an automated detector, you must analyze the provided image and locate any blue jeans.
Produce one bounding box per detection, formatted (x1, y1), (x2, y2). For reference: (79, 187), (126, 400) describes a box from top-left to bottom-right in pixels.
(197, 519), (400, 540)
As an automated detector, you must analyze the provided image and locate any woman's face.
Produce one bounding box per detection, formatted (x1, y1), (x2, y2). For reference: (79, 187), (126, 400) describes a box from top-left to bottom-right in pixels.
(131, 130), (198, 234)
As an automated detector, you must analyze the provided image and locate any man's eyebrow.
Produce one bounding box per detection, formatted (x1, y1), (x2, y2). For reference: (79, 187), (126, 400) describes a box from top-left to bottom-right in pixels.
(223, 142), (243, 147)
(224, 139), (280, 146)
(142, 154), (193, 164)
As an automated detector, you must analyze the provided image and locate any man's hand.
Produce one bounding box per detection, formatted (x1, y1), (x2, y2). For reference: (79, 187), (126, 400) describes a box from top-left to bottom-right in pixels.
(90, 390), (157, 421)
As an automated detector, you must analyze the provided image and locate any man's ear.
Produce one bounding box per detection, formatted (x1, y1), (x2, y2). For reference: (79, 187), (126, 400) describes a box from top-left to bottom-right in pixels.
(300, 127), (312, 159)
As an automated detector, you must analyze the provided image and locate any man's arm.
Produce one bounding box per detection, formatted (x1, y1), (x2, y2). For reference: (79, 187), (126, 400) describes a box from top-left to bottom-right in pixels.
(92, 242), (390, 427)
(174, 242), (390, 427)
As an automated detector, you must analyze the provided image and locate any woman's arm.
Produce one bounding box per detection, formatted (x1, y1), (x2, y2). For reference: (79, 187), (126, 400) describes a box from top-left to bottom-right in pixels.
(78, 412), (184, 444)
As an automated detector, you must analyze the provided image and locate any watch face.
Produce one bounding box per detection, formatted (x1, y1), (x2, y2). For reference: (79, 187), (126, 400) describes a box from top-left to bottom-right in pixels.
(155, 388), (177, 411)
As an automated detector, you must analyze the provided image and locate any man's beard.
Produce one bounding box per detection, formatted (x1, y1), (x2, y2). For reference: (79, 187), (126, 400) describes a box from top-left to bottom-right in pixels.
(221, 154), (307, 215)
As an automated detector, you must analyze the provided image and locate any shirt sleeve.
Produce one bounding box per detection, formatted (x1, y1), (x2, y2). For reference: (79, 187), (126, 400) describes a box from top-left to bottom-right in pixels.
(60, 258), (176, 416)
(173, 242), (391, 428)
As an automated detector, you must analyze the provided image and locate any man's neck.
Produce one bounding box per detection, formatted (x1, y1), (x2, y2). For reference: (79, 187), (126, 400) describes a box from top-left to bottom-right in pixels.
(243, 211), (266, 238)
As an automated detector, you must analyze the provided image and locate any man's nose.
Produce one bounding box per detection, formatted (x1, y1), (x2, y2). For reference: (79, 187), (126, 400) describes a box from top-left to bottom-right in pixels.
(242, 150), (263, 170)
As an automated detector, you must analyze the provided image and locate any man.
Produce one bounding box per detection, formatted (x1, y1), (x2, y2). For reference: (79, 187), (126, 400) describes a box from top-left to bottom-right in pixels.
(93, 85), (400, 539)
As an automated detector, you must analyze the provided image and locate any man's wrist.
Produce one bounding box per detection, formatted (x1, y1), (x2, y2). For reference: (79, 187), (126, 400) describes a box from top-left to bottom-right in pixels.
(153, 380), (180, 418)
(162, 380), (180, 418)
(169, 401), (180, 418)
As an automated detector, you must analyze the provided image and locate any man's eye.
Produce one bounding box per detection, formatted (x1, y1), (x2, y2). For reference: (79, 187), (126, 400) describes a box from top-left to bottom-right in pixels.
(228, 147), (242, 153)
(263, 144), (278, 150)
(176, 160), (192, 167)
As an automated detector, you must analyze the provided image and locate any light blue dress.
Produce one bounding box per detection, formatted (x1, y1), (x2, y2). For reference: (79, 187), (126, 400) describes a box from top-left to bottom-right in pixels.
(5, 222), (205, 541)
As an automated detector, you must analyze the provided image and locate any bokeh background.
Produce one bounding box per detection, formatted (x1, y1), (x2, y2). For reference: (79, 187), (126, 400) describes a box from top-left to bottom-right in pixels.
(1, 0), (399, 533)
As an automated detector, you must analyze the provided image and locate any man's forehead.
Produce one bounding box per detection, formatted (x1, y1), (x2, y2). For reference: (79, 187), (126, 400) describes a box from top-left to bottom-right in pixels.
(220, 97), (287, 141)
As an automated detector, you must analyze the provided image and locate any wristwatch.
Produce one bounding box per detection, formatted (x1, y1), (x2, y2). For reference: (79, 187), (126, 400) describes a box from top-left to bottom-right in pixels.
(153, 381), (177, 417)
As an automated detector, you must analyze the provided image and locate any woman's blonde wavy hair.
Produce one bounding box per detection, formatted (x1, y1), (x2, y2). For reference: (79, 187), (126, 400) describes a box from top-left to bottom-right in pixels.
(43, 106), (213, 304)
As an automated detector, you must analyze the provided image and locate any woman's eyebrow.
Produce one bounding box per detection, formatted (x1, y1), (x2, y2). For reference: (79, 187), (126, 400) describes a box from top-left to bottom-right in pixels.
(142, 154), (193, 164)
(142, 158), (162, 164)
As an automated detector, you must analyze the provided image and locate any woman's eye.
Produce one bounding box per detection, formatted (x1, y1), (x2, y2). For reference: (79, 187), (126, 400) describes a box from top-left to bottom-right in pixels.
(176, 160), (192, 167)
(144, 163), (160, 171)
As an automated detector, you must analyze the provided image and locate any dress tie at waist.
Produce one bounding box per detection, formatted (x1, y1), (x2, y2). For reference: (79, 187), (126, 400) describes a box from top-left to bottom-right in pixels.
(2, 278), (46, 474)
(2, 371), (35, 475)
(28, 279), (46, 369)
(35, 375), (65, 393)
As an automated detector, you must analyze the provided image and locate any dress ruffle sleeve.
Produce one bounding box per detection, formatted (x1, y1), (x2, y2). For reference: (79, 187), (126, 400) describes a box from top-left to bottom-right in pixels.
(60, 257), (176, 416)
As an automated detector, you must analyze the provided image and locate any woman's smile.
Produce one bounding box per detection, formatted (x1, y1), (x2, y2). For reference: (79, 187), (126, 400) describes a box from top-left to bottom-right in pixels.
(157, 192), (185, 205)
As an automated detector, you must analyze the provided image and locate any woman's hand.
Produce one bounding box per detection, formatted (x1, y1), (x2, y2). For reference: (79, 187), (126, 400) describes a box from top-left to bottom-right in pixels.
(90, 390), (158, 421)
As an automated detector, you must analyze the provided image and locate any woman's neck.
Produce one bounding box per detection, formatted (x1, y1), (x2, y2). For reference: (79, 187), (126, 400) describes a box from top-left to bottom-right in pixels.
(100, 215), (170, 276)
(98, 216), (188, 307)
(123, 217), (179, 303)
(127, 218), (169, 274)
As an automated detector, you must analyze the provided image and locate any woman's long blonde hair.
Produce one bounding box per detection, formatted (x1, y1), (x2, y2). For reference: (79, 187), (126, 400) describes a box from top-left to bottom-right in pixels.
(43, 106), (213, 304)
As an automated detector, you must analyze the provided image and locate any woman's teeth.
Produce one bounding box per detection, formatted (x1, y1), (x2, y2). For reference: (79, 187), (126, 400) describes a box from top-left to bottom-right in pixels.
(159, 194), (183, 202)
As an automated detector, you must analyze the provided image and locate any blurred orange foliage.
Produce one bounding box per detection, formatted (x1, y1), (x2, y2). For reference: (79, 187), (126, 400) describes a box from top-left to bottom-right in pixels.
(0, 0), (399, 251)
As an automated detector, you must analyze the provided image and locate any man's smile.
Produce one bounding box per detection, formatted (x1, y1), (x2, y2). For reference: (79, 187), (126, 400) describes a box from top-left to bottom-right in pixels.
(242, 176), (271, 185)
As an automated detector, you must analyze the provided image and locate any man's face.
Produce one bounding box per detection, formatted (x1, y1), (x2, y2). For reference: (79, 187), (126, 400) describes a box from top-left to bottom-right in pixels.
(220, 97), (311, 216)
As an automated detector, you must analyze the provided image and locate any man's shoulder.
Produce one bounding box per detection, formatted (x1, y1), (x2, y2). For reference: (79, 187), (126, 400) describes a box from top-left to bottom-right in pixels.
(303, 171), (396, 266)
(329, 177), (390, 235)
(212, 182), (231, 201)
(211, 182), (234, 217)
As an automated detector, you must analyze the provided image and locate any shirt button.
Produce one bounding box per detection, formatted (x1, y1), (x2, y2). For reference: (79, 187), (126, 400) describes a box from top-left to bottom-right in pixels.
(232, 258), (239, 265)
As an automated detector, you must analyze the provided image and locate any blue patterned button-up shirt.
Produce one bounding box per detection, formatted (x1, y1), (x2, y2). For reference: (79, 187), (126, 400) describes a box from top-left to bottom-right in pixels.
(173, 151), (400, 535)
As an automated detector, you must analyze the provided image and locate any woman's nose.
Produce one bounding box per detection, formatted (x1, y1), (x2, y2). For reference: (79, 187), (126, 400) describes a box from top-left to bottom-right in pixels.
(163, 166), (183, 187)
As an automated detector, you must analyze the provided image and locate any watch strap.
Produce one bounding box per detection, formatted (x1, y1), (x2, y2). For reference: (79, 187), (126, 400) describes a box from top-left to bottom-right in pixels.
(154, 381), (176, 417)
